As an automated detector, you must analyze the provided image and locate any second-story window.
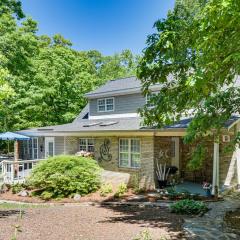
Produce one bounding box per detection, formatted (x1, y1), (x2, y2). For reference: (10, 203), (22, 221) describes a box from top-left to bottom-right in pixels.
(146, 92), (158, 108)
(97, 97), (114, 112)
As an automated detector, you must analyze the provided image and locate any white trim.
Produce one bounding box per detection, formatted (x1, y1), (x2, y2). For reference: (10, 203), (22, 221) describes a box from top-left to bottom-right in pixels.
(45, 137), (55, 158)
(63, 136), (66, 154)
(89, 113), (138, 120)
(97, 97), (115, 113)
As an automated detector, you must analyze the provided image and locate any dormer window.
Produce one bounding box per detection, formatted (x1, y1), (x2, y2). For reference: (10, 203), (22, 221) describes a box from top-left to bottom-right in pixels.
(97, 97), (114, 112)
(146, 92), (158, 108)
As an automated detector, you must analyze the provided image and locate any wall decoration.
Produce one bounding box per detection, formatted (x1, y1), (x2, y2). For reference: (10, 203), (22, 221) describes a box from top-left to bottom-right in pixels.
(98, 138), (112, 162)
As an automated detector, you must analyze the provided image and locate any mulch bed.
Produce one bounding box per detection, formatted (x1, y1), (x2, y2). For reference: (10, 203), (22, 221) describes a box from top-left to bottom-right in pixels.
(0, 188), (218, 205)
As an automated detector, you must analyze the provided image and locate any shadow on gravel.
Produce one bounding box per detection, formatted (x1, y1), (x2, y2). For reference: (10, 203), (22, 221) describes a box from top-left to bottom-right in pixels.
(99, 204), (185, 238)
(0, 210), (23, 219)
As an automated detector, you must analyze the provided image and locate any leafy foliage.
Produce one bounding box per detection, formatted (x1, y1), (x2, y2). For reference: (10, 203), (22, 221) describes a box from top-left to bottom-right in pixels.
(170, 199), (208, 215)
(27, 155), (102, 199)
(114, 183), (127, 198)
(137, 0), (240, 168)
(0, 1), (138, 133)
(11, 183), (24, 194)
(100, 183), (113, 197)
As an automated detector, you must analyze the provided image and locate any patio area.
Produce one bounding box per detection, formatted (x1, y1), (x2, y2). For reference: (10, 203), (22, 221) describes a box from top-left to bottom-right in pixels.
(175, 181), (206, 196)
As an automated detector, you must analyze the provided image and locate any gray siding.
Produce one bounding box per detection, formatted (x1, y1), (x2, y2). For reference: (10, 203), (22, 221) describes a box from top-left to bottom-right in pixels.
(89, 93), (145, 116)
(55, 136), (65, 155)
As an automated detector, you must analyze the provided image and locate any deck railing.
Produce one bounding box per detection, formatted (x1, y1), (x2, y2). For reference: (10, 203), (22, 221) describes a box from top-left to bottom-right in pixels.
(0, 159), (45, 184)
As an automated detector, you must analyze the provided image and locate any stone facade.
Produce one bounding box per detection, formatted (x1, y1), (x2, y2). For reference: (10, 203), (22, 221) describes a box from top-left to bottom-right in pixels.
(94, 136), (155, 190)
(49, 130), (239, 190)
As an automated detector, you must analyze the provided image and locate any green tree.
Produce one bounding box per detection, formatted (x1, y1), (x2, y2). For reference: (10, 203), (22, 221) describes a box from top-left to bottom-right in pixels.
(0, 0), (139, 132)
(137, 0), (240, 168)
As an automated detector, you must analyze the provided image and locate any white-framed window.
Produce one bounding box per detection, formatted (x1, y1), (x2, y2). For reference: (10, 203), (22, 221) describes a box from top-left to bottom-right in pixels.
(119, 138), (140, 168)
(97, 97), (114, 112)
(146, 92), (158, 108)
(79, 138), (95, 152)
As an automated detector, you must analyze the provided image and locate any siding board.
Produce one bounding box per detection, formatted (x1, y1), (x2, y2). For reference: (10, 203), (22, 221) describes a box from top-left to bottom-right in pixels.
(89, 93), (145, 116)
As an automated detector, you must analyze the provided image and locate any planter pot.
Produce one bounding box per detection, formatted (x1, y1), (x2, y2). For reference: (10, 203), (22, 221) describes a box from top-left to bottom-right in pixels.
(158, 180), (167, 189)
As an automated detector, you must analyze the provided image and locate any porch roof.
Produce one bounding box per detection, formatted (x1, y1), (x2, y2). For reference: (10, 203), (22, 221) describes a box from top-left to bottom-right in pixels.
(17, 115), (240, 137)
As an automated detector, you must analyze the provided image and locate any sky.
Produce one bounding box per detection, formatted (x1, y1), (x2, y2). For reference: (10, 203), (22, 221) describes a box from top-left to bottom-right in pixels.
(21, 0), (175, 55)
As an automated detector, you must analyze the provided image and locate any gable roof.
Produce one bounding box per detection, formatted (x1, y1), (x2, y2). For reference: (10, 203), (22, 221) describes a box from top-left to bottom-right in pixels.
(85, 76), (161, 99)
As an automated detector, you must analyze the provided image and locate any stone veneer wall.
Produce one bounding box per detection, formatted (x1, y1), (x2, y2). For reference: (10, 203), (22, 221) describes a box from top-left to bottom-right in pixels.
(94, 136), (155, 190)
(65, 137), (78, 155)
(219, 130), (238, 186)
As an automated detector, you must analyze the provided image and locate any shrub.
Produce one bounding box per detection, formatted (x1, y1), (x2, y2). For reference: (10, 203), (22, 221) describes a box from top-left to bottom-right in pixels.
(100, 183), (113, 197)
(114, 183), (127, 198)
(11, 183), (24, 194)
(170, 199), (208, 215)
(27, 155), (102, 199)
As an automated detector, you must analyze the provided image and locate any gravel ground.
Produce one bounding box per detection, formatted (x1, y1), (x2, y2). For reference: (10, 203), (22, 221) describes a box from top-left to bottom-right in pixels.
(0, 204), (185, 240)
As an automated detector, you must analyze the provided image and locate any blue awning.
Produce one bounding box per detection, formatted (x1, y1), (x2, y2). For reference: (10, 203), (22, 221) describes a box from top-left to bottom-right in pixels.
(0, 132), (30, 141)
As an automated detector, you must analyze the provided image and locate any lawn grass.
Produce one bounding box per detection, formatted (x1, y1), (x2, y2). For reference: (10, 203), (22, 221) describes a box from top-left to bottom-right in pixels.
(0, 202), (48, 209)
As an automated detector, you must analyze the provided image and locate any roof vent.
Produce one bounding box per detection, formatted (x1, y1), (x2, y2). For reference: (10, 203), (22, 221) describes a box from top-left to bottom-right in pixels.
(99, 121), (118, 126)
(83, 122), (102, 127)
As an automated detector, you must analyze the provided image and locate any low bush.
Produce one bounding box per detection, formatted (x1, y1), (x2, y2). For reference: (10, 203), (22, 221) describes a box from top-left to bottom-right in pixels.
(27, 155), (102, 199)
(170, 199), (208, 215)
(114, 183), (127, 198)
(11, 183), (25, 194)
(100, 183), (113, 197)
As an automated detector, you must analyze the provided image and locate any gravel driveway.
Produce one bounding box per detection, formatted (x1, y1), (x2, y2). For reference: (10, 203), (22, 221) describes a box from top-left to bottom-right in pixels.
(0, 203), (185, 240)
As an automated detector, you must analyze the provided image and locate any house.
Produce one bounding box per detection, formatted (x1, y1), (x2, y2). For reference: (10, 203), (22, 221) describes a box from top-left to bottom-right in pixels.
(15, 76), (240, 191)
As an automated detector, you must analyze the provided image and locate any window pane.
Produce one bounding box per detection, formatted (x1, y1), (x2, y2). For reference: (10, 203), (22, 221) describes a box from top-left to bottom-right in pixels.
(87, 145), (94, 152)
(98, 105), (105, 112)
(48, 142), (54, 156)
(131, 139), (140, 153)
(120, 153), (129, 167)
(80, 145), (87, 151)
(120, 139), (128, 152)
(98, 99), (105, 105)
(106, 98), (113, 104)
(106, 104), (113, 111)
(80, 139), (86, 145)
(88, 139), (94, 145)
(131, 153), (140, 168)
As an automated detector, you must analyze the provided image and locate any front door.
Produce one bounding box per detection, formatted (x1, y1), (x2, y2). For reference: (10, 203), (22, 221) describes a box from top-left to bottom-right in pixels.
(45, 137), (55, 158)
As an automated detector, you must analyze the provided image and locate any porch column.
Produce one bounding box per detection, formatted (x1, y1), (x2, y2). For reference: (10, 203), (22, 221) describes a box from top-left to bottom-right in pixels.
(212, 141), (219, 195)
(236, 144), (240, 187)
(14, 140), (19, 161)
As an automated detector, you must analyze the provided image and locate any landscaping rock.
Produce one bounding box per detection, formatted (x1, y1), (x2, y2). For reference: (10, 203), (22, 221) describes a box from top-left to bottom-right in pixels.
(18, 190), (29, 197)
(73, 194), (81, 201)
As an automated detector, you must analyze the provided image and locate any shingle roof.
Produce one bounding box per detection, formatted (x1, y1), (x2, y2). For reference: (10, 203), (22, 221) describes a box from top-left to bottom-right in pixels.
(85, 76), (162, 98)
(86, 76), (140, 97)
(18, 115), (240, 137)
(18, 117), (143, 136)
(142, 116), (240, 129)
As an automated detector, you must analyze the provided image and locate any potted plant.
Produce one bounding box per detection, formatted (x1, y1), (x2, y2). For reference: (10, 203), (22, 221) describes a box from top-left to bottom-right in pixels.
(202, 181), (212, 197)
(156, 163), (170, 189)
